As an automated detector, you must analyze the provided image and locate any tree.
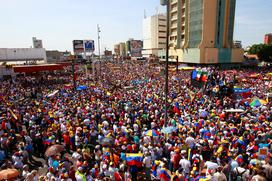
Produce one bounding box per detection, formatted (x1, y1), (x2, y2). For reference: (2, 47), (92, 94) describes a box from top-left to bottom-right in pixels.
(248, 44), (272, 62)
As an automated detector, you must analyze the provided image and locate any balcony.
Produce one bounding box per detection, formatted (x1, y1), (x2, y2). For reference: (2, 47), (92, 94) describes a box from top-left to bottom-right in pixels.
(171, 0), (178, 5)
(171, 14), (178, 21)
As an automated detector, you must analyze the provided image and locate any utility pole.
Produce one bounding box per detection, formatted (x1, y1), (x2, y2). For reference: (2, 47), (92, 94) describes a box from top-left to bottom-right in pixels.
(161, 0), (170, 127)
(97, 24), (101, 76)
(72, 57), (76, 91)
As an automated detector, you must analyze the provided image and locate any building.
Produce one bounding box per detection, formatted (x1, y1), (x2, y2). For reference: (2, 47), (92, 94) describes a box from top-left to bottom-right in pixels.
(46, 50), (71, 63)
(114, 44), (120, 56)
(166, 0), (243, 64)
(143, 14), (167, 57)
(125, 39), (132, 56)
(119, 43), (126, 57)
(0, 48), (47, 65)
(264, 33), (272, 45)
(32, 37), (43, 48)
(114, 43), (126, 57)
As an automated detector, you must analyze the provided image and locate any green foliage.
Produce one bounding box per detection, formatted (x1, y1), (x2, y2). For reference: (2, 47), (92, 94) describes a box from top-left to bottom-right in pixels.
(248, 44), (272, 62)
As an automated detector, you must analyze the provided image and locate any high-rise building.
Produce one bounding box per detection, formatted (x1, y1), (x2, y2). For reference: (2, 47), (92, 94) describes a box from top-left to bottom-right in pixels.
(264, 33), (272, 45)
(119, 43), (126, 57)
(114, 44), (120, 56)
(167, 0), (243, 64)
(142, 14), (167, 57)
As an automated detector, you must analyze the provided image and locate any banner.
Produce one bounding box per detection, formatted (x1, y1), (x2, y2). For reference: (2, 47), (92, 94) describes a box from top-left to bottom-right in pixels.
(84, 40), (95, 52)
(73, 40), (84, 53)
(130, 40), (142, 57)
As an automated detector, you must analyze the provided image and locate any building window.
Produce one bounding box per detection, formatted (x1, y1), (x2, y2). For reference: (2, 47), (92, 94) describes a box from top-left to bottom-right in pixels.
(159, 24), (167, 27)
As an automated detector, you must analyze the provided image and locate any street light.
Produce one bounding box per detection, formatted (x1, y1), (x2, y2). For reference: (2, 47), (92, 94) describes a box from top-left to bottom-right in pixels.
(161, 0), (170, 127)
(97, 24), (101, 76)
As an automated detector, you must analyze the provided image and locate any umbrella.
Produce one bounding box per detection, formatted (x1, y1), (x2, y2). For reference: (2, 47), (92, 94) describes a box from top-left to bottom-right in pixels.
(161, 126), (178, 134)
(98, 137), (114, 146)
(0, 169), (19, 180)
(250, 99), (267, 107)
(45, 144), (65, 157)
(144, 129), (160, 136)
(76, 85), (87, 91)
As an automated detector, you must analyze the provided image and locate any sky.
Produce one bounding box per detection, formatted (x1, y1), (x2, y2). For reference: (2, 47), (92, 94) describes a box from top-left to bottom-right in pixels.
(0, 0), (271, 53)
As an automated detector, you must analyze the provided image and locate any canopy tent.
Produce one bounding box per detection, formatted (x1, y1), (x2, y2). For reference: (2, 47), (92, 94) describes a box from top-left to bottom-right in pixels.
(13, 64), (64, 73)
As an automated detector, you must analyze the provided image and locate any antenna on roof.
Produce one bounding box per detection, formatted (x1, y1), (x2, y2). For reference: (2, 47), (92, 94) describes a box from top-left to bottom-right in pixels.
(144, 9), (147, 19)
(156, 6), (159, 15)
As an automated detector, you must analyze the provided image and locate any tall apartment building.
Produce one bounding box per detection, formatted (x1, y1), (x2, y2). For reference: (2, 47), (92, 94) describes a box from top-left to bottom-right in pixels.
(142, 14), (167, 57)
(264, 34), (272, 45)
(168, 0), (243, 64)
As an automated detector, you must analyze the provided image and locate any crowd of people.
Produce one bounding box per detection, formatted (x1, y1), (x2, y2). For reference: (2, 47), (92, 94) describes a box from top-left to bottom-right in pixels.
(0, 61), (271, 181)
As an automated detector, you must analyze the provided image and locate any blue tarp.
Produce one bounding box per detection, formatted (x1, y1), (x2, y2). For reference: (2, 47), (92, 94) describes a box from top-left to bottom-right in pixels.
(76, 85), (87, 91)
(233, 88), (251, 93)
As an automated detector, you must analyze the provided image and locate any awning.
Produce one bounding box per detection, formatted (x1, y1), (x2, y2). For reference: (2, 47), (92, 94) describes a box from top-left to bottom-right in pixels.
(13, 64), (64, 73)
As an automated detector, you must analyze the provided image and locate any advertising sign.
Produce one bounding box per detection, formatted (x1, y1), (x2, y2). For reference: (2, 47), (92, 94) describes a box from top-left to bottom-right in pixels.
(33, 40), (43, 48)
(73, 40), (84, 53)
(84, 40), (95, 52)
(130, 40), (142, 57)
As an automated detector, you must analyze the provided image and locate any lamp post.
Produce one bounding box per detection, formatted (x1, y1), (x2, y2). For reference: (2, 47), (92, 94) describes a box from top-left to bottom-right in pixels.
(97, 24), (101, 76)
(161, 0), (170, 127)
(72, 58), (77, 91)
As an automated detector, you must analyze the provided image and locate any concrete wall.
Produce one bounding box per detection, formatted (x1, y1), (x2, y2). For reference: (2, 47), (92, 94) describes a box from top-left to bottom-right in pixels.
(203, 48), (219, 64)
(199, 0), (217, 49)
(0, 48), (47, 63)
(231, 48), (244, 63)
(183, 48), (200, 63)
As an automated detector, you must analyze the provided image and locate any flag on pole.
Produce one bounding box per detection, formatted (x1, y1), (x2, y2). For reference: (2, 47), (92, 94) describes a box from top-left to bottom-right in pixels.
(196, 70), (202, 81)
(201, 71), (208, 82)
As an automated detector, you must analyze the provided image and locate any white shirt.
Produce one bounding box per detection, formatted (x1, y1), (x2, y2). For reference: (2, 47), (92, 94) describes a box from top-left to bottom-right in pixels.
(143, 156), (152, 168)
(179, 158), (191, 174)
(205, 161), (219, 174)
(72, 152), (82, 160)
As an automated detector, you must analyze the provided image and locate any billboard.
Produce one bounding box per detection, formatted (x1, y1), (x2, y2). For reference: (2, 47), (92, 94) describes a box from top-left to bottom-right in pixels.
(73, 40), (84, 53)
(130, 40), (143, 57)
(84, 40), (95, 52)
(33, 37), (43, 48)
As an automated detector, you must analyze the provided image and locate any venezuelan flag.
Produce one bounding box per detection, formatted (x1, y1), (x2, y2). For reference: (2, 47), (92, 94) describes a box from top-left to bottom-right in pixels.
(235, 154), (244, 163)
(159, 168), (171, 181)
(173, 102), (181, 115)
(125, 153), (143, 167)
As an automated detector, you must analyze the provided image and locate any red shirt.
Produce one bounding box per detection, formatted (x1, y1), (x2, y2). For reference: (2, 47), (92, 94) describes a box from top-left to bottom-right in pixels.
(63, 134), (70, 145)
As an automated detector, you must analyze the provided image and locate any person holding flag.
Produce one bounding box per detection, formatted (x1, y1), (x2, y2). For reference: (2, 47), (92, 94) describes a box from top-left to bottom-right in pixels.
(159, 163), (172, 181)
